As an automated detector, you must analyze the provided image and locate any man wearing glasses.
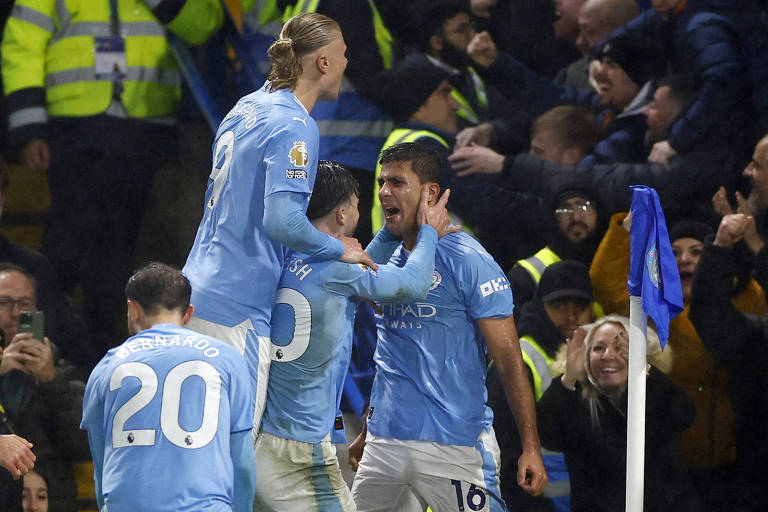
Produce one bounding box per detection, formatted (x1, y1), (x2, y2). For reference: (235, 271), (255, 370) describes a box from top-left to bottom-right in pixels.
(0, 263), (90, 511)
(507, 189), (604, 316)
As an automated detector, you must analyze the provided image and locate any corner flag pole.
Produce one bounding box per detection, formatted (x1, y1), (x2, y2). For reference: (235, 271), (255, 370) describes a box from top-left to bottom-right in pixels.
(626, 295), (647, 512)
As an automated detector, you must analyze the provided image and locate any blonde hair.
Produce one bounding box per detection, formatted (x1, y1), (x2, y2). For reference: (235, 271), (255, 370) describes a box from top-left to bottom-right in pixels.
(551, 314), (673, 427)
(267, 13), (340, 91)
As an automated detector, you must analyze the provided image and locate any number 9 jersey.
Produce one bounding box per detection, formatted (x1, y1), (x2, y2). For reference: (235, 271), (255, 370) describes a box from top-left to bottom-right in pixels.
(81, 324), (254, 512)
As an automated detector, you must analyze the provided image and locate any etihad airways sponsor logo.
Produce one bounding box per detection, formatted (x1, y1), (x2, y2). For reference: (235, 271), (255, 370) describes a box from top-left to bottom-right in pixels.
(379, 302), (437, 329)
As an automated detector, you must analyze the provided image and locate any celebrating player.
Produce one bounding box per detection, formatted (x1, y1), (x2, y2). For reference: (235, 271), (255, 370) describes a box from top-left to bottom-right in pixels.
(183, 13), (373, 430)
(254, 160), (457, 511)
(81, 263), (255, 512)
(350, 143), (548, 511)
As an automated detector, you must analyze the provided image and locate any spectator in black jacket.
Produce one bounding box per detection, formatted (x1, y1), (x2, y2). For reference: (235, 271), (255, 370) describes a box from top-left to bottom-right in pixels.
(689, 212), (768, 511)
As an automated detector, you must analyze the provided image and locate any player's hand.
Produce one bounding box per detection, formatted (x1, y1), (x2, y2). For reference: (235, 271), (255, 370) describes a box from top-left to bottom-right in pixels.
(417, 187), (461, 238)
(467, 31), (497, 68)
(0, 434), (35, 479)
(455, 123), (493, 149)
(348, 432), (366, 471)
(449, 144), (505, 177)
(562, 327), (587, 389)
(517, 449), (547, 496)
(340, 237), (378, 271)
(647, 140), (676, 164)
(712, 186), (734, 217)
(21, 139), (50, 172)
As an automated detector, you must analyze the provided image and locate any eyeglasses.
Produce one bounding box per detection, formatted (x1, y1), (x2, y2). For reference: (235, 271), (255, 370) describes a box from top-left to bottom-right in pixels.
(555, 200), (594, 217)
(0, 296), (35, 312)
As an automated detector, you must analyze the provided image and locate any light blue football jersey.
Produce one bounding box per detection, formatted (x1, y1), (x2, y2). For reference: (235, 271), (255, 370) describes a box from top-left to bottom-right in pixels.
(261, 227), (438, 443)
(367, 231), (514, 447)
(183, 81), (320, 336)
(81, 324), (253, 512)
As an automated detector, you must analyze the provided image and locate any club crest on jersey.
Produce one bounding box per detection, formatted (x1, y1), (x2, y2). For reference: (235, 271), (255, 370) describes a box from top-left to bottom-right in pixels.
(289, 140), (309, 167)
(429, 270), (442, 291)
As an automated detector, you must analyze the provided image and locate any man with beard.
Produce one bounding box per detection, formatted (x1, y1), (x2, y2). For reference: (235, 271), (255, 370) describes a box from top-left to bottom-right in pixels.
(399, 0), (519, 148)
(506, 188), (605, 316)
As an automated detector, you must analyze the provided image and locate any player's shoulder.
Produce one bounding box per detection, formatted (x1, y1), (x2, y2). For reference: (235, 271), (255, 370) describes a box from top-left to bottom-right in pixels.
(438, 232), (496, 264)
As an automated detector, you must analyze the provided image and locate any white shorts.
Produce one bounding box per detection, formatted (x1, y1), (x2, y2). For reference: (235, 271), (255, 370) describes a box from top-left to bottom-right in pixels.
(254, 431), (356, 512)
(186, 315), (271, 432)
(351, 429), (507, 512)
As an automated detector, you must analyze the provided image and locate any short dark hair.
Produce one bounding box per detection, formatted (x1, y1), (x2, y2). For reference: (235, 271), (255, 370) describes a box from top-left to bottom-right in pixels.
(306, 160), (359, 221)
(379, 142), (442, 184)
(0, 262), (36, 296)
(657, 73), (697, 111)
(125, 263), (191, 316)
(531, 105), (598, 155)
(405, 0), (470, 51)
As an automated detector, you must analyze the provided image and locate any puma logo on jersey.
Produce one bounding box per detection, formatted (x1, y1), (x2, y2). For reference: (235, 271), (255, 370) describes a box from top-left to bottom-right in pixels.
(289, 140), (309, 167)
(292, 116), (308, 126)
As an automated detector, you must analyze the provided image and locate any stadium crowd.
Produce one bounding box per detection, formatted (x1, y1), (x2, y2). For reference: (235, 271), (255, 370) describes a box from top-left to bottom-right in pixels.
(0, 0), (767, 510)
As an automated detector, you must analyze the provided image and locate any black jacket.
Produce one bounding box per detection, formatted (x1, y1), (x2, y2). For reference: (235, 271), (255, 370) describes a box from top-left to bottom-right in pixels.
(538, 369), (701, 512)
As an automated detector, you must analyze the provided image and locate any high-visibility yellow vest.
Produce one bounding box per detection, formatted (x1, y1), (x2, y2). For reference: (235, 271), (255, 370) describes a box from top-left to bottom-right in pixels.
(371, 128), (449, 233)
(515, 247), (561, 284)
(519, 335), (556, 401)
(1, 0), (223, 130)
(451, 66), (488, 124)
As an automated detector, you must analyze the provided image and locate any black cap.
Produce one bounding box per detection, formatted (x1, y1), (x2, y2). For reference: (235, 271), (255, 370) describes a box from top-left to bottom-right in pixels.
(598, 35), (665, 86)
(538, 260), (593, 303)
(381, 54), (450, 123)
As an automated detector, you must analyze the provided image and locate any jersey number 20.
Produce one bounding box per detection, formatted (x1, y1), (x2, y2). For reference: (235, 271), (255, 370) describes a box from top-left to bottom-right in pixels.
(110, 361), (222, 449)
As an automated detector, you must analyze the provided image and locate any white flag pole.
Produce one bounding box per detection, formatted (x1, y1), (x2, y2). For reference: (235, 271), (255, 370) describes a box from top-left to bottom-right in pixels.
(626, 295), (648, 512)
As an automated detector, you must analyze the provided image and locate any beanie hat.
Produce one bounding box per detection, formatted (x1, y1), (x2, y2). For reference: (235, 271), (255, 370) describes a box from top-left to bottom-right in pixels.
(669, 220), (713, 243)
(382, 54), (450, 123)
(598, 35), (665, 86)
(538, 260), (594, 303)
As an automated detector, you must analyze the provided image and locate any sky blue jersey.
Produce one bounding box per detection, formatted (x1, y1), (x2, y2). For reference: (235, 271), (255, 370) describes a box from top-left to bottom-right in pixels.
(183, 81), (322, 335)
(367, 232), (514, 447)
(262, 226), (438, 443)
(81, 324), (253, 512)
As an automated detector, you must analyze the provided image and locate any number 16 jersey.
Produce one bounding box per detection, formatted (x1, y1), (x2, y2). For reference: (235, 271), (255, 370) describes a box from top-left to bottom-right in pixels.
(81, 324), (253, 512)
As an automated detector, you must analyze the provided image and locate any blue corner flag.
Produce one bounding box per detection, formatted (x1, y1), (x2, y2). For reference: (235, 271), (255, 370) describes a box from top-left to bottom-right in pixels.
(627, 186), (683, 348)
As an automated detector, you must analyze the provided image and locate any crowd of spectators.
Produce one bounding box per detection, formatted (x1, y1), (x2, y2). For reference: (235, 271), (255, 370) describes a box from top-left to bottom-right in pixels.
(0, 0), (767, 510)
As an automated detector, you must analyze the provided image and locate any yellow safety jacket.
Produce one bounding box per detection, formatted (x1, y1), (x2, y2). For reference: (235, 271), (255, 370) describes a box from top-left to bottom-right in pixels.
(2, 0), (223, 139)
(451, 66), (488, 125)
(515, 246), (561, 284)
(519, 335), (556, 401)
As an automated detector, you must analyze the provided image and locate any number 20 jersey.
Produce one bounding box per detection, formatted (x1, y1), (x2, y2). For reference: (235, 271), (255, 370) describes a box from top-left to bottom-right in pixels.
(81, 324), (253, 511)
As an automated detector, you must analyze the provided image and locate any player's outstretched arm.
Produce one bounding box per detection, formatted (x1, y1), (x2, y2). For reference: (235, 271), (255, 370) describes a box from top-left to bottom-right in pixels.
(479, 316), (547, 496)
(264, 191), (379, 270)
(230, 430), (256, 512)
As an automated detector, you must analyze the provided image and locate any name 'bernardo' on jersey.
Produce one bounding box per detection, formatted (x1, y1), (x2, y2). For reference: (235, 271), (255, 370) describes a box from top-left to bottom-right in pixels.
(116, 335), (221, 359)
(379, 302), (437, 329)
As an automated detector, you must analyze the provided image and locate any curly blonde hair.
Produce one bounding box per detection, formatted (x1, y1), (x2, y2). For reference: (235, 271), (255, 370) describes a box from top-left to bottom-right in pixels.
(267, 13), (340, 92)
